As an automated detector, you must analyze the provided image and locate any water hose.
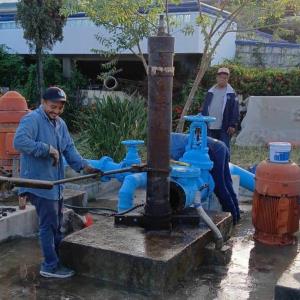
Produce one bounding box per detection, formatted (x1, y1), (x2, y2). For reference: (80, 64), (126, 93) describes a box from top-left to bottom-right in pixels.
(64, 203), (144, 217)
(197, 206), (223, 250)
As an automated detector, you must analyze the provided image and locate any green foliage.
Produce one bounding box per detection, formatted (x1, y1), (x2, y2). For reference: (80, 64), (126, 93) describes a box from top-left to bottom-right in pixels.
(19, 55), (88, 131)
(20, 64), (38, 104)
(173, 63), (300, 129)
(0, 45), (27, 88)
(63, 0), (160, 56)
(203, 63), (300, 98)
(60, 70), (88, 132)
(16, 0), (66, 52)
(62, 0), (183, 75)
(16, 0), (67, 98)
(75, 95), (147, 161)
(172, 81), (206, 130)
(44, 55), (63, 85)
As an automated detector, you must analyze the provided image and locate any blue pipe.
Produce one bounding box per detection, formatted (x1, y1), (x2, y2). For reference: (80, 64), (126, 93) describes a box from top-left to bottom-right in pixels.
(229, 163), (255, 192)
(118, 173), (147, 212)
(86, 156), (124, 182)
(85, 140), (144, 182)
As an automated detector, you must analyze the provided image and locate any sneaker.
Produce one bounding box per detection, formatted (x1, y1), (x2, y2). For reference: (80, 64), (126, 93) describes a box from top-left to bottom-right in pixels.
(40, 265), (75, 278)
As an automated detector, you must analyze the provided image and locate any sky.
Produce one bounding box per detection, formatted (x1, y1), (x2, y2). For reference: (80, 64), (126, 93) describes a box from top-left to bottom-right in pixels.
(0, 1), (17, 3)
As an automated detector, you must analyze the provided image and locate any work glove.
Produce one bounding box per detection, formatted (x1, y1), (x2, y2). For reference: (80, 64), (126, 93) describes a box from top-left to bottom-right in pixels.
(49, 145), (59, 166)
(83, 165), (103, 176)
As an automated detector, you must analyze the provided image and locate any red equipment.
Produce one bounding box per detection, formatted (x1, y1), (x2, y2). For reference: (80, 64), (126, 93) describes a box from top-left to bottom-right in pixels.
(252, 160), (300, 245)
(0, 91), (29, 175)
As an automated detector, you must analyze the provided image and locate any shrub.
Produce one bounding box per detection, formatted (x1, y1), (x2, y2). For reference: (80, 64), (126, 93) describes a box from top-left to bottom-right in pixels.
(75, 95), (147, 161)
(17, 55), (88, 131)
(172, 80), (206, 130)
(0, 45), (27, 89)
(203, 64), (300, 99)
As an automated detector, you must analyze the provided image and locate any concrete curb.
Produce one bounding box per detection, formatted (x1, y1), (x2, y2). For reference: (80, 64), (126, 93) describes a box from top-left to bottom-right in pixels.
(0, 205), (38, 243)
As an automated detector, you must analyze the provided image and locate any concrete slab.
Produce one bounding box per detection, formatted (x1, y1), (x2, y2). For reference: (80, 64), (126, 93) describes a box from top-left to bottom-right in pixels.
(275, 252), (300, 300)
(63, 188), (88, 207)
(236, 96), (300, 146)
(0, 205), (37, 242)
(60, 211), (232, 295)
(0, 189), (88, 243)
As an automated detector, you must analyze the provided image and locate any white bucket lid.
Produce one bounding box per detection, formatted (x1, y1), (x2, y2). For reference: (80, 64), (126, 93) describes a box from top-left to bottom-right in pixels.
(269, 142), (291, 150)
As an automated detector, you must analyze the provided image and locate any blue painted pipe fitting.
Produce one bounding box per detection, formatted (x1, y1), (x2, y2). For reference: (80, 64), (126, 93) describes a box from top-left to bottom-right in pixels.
(170, 166), (200, 210)
(118, 172), (147, 212)
(180, 115), (215, 171)
(85, 140), (144, 182)
(121, 140), (144, 166)
(229, 163), (255, 192)
(177, 115), (216, 206)
(86, 156), (123, 182)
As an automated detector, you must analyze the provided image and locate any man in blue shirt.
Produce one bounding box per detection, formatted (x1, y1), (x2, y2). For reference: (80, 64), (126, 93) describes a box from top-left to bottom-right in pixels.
(201, 67), (239, 151)
(14, 87), (99, 279)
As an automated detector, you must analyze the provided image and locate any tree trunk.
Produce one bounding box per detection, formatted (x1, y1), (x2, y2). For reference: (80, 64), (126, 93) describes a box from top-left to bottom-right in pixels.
(175, 61), (208, 132)
(36, 46), (44, 103)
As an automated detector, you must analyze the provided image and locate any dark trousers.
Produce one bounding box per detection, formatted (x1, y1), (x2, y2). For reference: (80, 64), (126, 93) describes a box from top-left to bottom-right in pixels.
(208, 138), (240, 224)
(208, 129), (230, 152)
(29, 193), (63, 271)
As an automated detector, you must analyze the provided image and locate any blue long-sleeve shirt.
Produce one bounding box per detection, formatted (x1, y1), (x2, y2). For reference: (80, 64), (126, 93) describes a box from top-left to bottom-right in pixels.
(14, 105), (88, 200)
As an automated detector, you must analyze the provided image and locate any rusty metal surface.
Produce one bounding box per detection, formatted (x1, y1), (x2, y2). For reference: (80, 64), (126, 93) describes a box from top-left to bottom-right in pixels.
(144, 26), (175, 229)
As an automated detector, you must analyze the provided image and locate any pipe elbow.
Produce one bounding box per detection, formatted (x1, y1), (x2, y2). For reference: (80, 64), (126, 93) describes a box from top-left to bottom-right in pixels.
(118, 173), (146, 212)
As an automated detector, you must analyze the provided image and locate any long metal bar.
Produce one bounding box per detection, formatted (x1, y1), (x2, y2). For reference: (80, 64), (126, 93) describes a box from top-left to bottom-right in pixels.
(0, 166), (140, 190)
(52, 166), (135, 185)
(0, 176), (54, 189)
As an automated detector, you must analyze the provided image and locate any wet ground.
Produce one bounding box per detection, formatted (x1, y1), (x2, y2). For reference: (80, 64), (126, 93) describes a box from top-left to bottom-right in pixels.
(1, 199), (299, 300)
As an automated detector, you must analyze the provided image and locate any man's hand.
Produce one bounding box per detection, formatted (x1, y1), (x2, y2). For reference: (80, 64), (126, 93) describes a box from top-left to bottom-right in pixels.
(227, 126), (236, 136)
(83, 165), (103, 175)
(49, 145), (59, 166)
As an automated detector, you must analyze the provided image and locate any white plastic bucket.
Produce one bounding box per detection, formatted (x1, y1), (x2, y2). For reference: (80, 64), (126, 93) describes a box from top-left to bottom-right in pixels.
(269, 142), (291, 163)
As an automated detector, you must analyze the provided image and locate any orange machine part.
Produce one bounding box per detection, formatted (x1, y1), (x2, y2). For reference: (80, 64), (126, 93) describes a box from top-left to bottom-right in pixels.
(252, 160), (300, 246)
(0, 91), (29, 173)
(255, 160), (300, 197)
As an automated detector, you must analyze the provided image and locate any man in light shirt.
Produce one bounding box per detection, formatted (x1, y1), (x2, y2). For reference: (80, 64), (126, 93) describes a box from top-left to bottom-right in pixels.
(201, 67), (239, 151)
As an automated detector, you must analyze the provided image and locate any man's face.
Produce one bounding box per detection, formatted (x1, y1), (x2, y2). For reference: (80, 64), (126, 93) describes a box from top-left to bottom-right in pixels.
(42, 100), (65, 120)
(216, 73), (229, 88)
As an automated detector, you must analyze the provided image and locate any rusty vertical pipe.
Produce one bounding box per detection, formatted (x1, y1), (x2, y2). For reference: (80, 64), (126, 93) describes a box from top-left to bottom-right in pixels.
(144, 16), (175, 230)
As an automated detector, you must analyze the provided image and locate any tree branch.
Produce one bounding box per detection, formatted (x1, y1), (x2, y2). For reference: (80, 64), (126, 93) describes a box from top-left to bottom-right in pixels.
(165, 0), (170, 34)
(207, 0), (228, 38)
(210, 1), (249, 37)
(137, 42), (148, 75)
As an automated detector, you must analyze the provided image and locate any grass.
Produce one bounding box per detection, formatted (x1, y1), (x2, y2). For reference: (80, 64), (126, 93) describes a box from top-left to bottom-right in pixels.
(231, 144), (300, 169)
(74, 135), (300, 169)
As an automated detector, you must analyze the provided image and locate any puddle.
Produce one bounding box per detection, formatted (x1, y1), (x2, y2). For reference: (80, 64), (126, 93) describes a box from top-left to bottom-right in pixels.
(0, 203), (298, 300)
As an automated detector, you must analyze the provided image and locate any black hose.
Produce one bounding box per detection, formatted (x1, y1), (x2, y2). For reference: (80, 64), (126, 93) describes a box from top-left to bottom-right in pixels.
(114, 203), (144, 216)
(64, 203), (117, 213)
(63, 203), (144, 217)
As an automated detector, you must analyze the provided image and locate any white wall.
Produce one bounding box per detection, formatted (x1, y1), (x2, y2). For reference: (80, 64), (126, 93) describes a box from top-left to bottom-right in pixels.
(0, 12), (236, 63)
